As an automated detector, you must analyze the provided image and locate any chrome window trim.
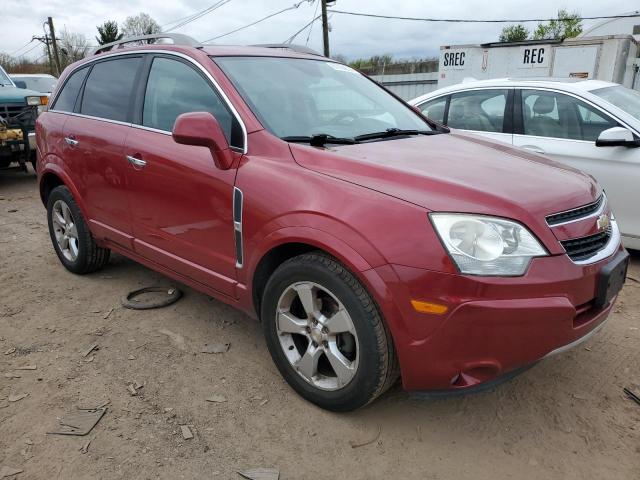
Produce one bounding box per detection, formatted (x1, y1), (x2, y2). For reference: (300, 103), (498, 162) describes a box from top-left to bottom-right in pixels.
(546, 193), (606, 227)
(568, 219), (621, 266)
(47, 110), (132, 127)
(48, 49), (249, 154)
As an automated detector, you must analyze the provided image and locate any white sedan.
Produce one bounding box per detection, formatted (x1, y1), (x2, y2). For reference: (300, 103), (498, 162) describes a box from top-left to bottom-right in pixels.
(410, 79), (640, 250)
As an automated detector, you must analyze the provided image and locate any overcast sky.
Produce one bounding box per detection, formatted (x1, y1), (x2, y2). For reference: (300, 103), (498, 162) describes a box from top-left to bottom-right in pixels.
(1, 0), (629, 61)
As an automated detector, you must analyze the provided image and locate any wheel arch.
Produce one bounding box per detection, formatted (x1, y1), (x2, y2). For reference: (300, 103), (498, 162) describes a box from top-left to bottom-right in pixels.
(38, 163), (88, 219)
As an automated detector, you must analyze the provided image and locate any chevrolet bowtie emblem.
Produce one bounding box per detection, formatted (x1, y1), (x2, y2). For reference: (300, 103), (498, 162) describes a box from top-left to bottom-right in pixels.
(597, 214), (610, 231)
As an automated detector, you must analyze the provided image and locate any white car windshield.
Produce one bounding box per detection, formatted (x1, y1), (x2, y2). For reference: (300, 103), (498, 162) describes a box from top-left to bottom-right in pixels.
(591, 85), (640, 122)
(215, 56), (432, 140)
(11, 76), (57, 93)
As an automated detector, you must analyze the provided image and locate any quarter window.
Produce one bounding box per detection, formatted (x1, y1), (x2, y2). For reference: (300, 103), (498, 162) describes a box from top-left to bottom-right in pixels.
(418, 97), (447, 123)
(142, 57), (237, 146)
(80, 57), (142, 122)
(52, 67), (89, 113)
(448, 90), (507, 132)
(521, 90), (618, 141)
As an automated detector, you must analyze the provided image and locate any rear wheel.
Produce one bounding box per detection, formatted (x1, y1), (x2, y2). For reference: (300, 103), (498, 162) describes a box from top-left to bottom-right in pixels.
(47, 185), (110, 274)
(261, 252), (398, 411)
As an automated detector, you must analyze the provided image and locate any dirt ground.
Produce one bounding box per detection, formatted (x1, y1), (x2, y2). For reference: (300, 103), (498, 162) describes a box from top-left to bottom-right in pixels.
(1, 170), (639, 480)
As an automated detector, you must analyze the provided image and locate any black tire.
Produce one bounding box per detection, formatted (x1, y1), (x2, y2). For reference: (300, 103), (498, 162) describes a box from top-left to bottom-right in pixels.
(46, 185), (110, 274)
(261, 252), (399, 411)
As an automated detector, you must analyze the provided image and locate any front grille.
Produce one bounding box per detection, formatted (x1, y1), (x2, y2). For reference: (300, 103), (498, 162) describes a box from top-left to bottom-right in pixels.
(560, 226), (612, 261)
(0, 103), (34, 127)
(546, 194), (603, 226)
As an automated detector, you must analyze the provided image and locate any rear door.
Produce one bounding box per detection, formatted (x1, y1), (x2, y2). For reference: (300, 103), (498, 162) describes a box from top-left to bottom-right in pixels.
(124, 54), (244, 297)
(62, 55), (143, 249)
(417, 88), (513, 145)
(513, 88), (640, 240)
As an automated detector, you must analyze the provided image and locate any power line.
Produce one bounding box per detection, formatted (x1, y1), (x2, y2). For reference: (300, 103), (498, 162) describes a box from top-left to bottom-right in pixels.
(166, 0), (232, 32)
(327, 10), (640, 24)
(9, 39), (35, 56)
(305, 0), (321, 45)
(203, 0), (312, 42)
(285, 14), (322, 44)
(17, 42), (42, 57)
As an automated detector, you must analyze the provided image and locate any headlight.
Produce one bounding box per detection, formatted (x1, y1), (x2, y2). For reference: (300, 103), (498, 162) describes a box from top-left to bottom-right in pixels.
(430, 213), (547, 276)
(26, 96), (48, 106)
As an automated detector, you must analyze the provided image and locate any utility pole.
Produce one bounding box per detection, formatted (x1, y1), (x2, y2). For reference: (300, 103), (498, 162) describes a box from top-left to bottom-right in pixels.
(47, 17), (62, 76)
(33, 34), (54, 74)
(321, 0), (330, 57)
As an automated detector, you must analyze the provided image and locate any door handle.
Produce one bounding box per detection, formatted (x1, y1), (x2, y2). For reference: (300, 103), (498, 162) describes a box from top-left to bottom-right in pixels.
(126, 155), (147, 168)
(521, 145), (545, 155)
(64, 137), (79, 147)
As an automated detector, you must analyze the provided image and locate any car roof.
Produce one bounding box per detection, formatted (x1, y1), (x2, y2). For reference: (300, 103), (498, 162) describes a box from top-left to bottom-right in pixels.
(411, 78), (619, 103)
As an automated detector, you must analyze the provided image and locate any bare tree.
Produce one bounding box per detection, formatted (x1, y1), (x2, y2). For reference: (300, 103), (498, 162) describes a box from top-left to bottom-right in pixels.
(58, 29), (90, 68)
(121, 13), (161, 42)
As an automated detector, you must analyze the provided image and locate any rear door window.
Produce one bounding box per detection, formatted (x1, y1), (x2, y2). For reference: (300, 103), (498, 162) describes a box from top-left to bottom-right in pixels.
(80, 57), (142, 122)
(52, 67), (89, 112)
(418, 97), (447, 123)
(448, 89), (508, 132)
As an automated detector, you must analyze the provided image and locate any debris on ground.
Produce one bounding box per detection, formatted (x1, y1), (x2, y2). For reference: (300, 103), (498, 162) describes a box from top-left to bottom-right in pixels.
(122, 286), (182, 310)
(81, 343), (99, 357)
(103, 307), (114, 320)
(80, 438), (92, 454)
(0, 466), (23, 478)
(180, 425), (194, 440)
(4, 372), (21, 379)
(349, 425), (382, 449)
(15, 365), (36, 370)
(206, 395), (227, 403)
(237, 468), (280, 480)
(623, 387), (640, 406)
(159, 329), (187, 351)
(8, 393), (28, 403)
(3, 347), (16, 355)
(127, 384), (138, 396)
(47, 407), (107, 436)
(201, 342), (230, 354)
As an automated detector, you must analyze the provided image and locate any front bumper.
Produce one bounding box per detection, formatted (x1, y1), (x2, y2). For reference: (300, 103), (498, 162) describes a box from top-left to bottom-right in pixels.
(372, 244), (627, 391)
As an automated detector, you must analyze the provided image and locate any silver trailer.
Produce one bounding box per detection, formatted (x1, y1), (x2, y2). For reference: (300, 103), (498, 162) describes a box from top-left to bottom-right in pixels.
(438, 35), (640, 90)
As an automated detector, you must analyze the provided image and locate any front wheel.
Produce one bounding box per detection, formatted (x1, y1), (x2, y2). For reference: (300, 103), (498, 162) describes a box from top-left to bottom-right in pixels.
(46, 185), (110, 274)
(261, 253), (398, 411)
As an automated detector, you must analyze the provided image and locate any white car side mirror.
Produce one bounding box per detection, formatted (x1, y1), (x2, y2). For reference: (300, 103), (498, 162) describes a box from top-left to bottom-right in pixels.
(595, 127), (639, 148)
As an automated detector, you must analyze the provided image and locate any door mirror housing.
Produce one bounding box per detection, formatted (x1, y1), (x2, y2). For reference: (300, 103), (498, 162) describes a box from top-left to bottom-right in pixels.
(172, 112), (235, 169)
(595, 127), (639, 148)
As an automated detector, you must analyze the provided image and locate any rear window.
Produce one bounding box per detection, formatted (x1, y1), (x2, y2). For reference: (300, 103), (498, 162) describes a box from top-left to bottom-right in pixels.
(80, 57), (142, 122)
(52, 67), (89, 113)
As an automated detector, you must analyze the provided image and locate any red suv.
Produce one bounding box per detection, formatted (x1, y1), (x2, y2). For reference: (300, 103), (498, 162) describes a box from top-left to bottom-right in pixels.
(36, 34), (628, 411)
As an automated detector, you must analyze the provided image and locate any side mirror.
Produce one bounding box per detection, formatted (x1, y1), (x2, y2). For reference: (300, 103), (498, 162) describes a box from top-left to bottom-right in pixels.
(14, 80), (27, 89)
(172, 112), (235, 170)
(595, 127), (639, 148)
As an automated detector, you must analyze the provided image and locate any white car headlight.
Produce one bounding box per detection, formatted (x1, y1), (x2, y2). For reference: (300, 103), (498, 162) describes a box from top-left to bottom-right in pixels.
(430, 213), (547, 276)
(26, 96), (42, 106)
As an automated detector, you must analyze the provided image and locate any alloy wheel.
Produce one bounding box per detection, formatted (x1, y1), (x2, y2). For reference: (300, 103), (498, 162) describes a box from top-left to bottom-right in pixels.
(276, 281), (359, 391)
(51, 199), (79, 262)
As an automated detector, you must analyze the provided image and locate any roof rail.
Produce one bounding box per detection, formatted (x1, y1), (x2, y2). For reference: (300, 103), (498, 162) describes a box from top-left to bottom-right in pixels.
(250, 44), (324, 57)
(90, 33), (201, 56)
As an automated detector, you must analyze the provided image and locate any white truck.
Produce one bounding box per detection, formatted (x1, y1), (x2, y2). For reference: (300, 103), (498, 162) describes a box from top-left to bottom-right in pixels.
(438, 35), (640, 90)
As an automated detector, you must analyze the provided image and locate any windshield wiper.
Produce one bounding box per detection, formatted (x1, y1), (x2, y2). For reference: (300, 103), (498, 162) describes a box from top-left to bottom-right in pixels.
(282, 133), (356, 147)
(354, 128), (436, 142)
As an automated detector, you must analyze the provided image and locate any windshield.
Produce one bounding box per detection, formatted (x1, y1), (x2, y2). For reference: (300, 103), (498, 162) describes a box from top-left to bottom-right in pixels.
(591, 85), (640, 122)
(11, 76), (57, 93)
(215, 56), (431, 139)
(0, 66), (12, 86)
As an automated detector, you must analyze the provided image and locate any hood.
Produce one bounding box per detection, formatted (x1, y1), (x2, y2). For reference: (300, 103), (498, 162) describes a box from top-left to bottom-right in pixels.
(0, 85), (42, 104)
(289, 132), (599, 223)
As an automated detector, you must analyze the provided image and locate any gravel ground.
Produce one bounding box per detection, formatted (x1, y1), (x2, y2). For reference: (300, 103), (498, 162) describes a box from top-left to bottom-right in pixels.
(1, 170), (639, 479)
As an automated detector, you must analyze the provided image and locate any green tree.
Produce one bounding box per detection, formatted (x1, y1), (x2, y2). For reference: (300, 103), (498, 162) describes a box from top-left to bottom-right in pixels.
(499, 24), (529, 42)
(96, 20), (124, 45)
(533, 9), (582, 40)
(121, 13), (161, 43)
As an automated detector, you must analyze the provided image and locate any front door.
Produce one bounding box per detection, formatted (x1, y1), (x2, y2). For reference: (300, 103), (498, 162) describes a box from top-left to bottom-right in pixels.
(513, 89), (640, 241)
(124, 55), (244, 297)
